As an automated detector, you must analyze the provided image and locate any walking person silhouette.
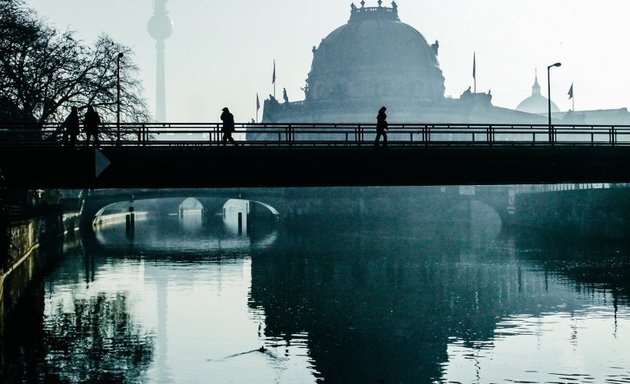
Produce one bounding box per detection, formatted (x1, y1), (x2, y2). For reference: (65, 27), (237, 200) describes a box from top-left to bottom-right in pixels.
(220, 107), (237, 146)
(374, 106), (388, 148)
(83, 104), (101, 146)
(62, 106), (80, 147)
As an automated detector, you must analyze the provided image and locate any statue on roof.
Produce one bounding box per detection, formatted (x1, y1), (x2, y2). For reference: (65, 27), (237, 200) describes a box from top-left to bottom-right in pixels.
(431, 40), (439, 56)
(300, 83), (309, 96)
(283, 88), (289, 103)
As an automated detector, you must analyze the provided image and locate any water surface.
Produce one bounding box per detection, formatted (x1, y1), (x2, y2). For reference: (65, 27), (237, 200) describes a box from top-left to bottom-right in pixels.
(3, 208), (630, 383)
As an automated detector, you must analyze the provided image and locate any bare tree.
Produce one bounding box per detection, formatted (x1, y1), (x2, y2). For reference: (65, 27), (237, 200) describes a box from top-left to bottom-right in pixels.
(0, 0), (150, 132)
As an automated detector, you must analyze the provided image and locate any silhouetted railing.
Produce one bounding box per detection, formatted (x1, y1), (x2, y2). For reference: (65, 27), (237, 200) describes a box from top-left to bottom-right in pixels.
(2, 122), (630, 147)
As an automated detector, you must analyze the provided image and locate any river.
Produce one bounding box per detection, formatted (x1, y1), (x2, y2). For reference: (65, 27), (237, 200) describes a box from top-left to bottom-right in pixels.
(2, 197), (630, 383)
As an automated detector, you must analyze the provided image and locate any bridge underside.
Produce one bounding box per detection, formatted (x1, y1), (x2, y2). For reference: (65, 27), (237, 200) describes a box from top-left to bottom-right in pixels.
(3, 146), (630, 189)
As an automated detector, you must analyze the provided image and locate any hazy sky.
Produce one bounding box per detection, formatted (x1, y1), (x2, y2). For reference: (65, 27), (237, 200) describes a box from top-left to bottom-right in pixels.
(23, 0), (630, 123)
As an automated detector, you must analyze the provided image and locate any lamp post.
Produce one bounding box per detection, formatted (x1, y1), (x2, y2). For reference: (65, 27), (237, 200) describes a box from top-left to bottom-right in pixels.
(116, 52), (124, 144)
(547, 62), (561, 144)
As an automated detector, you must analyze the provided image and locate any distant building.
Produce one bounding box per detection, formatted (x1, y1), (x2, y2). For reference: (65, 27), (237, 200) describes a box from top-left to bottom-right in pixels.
(515, 73), (559, 115)
(557, 108), (630, 125)
(249, 1), (546, 141)
(514, 73), (630, 125)
(249, 1), (630, 142)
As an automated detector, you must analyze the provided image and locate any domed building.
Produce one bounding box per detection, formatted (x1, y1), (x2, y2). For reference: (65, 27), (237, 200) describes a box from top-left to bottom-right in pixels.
(307, 1), (444, 106)
(516, 73), (559, 115)
(514, 73), (630, 125)
(252, 1), (546, 137)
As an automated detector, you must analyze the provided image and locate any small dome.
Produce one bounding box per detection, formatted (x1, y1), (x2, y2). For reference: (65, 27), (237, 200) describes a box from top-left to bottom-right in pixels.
(516, 74), (559, 114)
(305, 2), (445, 105)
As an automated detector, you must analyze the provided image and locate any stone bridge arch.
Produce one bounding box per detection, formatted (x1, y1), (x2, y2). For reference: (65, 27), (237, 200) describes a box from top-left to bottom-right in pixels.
(79, 186), (514, 234)
(469, 186), (515, 228)
(79, 188), (286, 229)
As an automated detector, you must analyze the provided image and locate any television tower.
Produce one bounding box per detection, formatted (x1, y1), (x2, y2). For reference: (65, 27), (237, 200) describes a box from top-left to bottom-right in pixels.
(147, 0), (173, 121)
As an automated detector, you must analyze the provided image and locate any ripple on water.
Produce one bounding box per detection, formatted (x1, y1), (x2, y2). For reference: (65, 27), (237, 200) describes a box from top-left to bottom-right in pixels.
(441, 307), (630, 384)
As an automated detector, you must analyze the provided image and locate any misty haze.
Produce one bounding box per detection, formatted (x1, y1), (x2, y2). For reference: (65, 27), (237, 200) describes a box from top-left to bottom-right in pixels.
(1, 1), (630, 383)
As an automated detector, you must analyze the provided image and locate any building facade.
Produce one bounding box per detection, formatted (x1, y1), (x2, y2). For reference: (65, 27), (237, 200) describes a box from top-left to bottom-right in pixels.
(251, 2), (546, 139)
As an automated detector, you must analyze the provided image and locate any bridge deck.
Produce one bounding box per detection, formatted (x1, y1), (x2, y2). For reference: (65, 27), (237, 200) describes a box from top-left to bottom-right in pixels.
(2, 123), (630, 188)
(2, 144), (630, 188)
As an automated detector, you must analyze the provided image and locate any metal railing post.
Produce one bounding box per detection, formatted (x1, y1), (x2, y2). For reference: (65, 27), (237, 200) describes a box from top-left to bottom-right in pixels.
(14, 121), (630, 150)
(288, 124), (293, 147)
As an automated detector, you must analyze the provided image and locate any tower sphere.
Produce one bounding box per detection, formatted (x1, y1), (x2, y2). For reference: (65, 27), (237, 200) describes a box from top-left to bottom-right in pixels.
(147, 14), (173, 41)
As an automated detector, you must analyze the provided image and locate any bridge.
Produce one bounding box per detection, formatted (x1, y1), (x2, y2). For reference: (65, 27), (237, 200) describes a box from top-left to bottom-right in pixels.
(76, 186), (509, 236)
(2, 122), (630, 188)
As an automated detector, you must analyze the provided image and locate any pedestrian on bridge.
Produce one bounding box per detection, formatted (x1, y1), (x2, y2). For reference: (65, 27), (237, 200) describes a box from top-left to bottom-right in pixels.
(83, 105), (101, 147)
(374, 106), (388, 148)
(61, 106), (80, 147)
(220, 107), (237, 146)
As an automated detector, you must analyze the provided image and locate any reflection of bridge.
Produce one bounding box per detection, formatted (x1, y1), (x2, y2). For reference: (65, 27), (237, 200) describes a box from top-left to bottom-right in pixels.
(78, 184), (630, 240)
(78, 186), (512, 231)
(3, 123), (630, 188)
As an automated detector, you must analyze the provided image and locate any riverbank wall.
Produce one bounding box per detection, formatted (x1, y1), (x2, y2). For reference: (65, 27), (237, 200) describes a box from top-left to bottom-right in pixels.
(0, 211), (80, 333)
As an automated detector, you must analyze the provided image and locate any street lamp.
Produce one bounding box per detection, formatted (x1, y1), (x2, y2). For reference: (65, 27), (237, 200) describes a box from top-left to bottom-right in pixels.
(547, 62), (561, 144)
(116, 52), (124, 144)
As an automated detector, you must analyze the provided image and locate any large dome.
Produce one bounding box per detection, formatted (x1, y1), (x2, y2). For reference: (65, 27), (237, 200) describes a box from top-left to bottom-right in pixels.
(305, 2), (445, 106)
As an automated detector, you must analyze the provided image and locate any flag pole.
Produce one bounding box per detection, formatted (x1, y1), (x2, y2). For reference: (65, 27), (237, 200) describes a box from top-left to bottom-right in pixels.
(473, 52), (477, 93)
(272, 60), (276, 99)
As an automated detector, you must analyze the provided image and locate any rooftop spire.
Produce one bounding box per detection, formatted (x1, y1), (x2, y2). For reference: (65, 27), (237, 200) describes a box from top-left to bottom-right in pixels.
(532, 69), (541, 96)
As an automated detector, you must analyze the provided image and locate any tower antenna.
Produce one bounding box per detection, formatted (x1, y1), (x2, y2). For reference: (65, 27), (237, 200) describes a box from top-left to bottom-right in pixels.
(148, 0), (173, 121)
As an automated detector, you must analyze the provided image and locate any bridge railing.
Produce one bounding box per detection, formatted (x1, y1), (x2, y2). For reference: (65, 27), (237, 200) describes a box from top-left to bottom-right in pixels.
(2, 122), (630, 147)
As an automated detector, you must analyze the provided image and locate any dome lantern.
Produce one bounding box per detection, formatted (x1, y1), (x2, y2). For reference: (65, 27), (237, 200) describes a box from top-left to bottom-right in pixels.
(349, 1), (400, 22)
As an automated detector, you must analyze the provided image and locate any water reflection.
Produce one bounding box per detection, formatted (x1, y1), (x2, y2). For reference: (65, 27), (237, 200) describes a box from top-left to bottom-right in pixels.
(249, 221), (630, 383)
(93, 207), (278, 259)
(44, 292), (154, 383)
(2, 206), (630, 383)
(443, 309), (630, 383)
